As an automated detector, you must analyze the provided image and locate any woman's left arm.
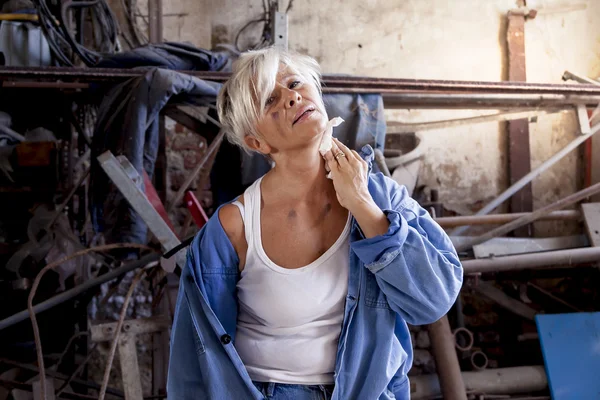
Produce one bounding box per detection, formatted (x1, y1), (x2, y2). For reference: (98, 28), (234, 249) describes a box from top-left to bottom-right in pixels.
(326, 139), (463, 325)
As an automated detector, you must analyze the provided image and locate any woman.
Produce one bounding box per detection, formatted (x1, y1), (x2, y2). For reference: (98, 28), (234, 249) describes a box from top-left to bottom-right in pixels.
(167, 47), (463, 400)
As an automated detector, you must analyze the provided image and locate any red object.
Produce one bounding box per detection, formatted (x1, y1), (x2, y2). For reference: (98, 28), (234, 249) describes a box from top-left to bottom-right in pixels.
(142, 170), (178, 236)
(185, 191), (209, 229)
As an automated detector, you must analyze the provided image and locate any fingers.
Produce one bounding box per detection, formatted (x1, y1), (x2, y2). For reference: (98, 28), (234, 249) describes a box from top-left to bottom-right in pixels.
(350, 150), (363, 163)
(333, 138), (353, 159)
(331, 140), (349, 167)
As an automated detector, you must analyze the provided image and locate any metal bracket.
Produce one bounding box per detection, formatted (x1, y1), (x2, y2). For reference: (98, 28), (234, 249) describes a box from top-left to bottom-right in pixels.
(577, 104), (591, 135)
(270, 2), (288, 50)
(581, 203), (600, 248)
(97, 151), (184, 272)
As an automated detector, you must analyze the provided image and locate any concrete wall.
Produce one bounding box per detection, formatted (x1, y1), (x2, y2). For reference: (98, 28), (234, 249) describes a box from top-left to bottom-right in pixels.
(159, 0), (600, 231)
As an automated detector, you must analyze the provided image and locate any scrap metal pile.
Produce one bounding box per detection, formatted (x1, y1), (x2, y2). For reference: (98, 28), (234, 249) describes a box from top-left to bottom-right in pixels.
(0, 45), (598, 400)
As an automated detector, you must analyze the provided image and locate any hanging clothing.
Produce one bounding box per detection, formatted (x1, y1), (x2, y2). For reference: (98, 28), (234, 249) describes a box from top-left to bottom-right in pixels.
(89, 68), (221, 246)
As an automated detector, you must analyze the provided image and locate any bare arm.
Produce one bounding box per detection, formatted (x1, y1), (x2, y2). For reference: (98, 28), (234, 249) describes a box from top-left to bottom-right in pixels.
(218, 197), (248, 272)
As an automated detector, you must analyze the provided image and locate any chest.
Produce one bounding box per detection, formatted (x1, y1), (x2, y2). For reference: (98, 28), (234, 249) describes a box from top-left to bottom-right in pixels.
(260, 201), (348, 269)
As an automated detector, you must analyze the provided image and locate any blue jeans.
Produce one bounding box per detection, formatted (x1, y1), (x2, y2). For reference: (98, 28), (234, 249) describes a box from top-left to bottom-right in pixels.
(252, 382), (334, 400)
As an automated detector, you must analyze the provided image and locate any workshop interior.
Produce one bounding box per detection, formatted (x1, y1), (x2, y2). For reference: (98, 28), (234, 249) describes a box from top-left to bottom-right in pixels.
(0, 0), (599, 399)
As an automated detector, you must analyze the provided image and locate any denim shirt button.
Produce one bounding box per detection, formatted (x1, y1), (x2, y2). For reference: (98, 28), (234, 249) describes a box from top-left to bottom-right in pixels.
(220, 334), (232, 345)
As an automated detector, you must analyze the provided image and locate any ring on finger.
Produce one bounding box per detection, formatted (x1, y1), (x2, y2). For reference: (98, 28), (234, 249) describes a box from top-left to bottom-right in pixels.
(335, 152), (346, 160)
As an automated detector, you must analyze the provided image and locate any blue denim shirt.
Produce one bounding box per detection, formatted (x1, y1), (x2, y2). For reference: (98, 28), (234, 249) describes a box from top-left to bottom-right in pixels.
(167, 146), (463, 400)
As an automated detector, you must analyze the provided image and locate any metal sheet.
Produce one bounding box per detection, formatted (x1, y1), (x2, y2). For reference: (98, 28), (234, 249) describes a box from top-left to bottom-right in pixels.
(536, 312), (600, 400)
(581, 203), (600, 247)
(97, 151), (182, 272)
(472, 235), (588, 258)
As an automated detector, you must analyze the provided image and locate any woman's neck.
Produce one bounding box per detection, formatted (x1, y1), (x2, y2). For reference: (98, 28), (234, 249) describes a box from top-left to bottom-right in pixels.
(264, 145), (332, 201)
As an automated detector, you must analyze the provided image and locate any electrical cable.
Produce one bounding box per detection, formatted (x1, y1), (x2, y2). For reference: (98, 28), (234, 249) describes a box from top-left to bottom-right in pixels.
(234, 18), (267, 52)
(32, 0), (120, 66)
(28, 243), (157, 400)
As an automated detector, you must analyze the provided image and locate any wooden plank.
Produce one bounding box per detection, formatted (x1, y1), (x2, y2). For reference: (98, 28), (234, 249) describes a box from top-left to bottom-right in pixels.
(507, 12), (533, 237)
(581, 203), (600, 247)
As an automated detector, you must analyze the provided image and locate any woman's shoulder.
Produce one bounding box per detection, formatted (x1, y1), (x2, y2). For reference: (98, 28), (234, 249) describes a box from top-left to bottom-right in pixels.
(218, 195), (245, 243)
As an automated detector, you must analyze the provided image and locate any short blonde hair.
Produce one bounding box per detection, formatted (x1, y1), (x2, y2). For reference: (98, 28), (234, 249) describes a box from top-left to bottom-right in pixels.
(217, 47), (324, 151)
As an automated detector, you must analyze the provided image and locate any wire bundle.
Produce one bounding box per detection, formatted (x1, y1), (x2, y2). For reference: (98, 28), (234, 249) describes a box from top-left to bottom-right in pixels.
(234, 0), (294, 52)
(33, 0), (119, 66)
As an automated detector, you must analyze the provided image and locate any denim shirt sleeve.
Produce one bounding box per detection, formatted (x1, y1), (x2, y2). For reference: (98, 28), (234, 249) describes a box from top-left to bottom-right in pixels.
(350, 175), (463, 325)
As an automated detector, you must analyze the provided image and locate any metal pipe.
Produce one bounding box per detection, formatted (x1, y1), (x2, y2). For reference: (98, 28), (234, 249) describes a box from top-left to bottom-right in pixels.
(462, 246), (600, 274)
(0, 252), (160, 331)
(453, 327), (474, 352)
(380, 93), (600, 109)
(470, 350), (489, 370)
(410, 366), (547, 399)
(456, 181), (600, 252)
(387, 110), (562, 134)
(427, 316), (468, 400)
(436, 210), (580, 228)
(453, 122), (600, 236)
(3, 67), (600, 93)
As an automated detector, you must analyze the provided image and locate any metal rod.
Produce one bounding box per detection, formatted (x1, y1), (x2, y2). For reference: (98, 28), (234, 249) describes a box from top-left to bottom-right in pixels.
(387, 110), (562, 133)
(3, 67), (600, 94)
(462, 246), (600, 274)
(427, 316), (468, 400)
(453, 121), (600, 235)
(563, 70), (600, 85)
(2, 81), (89, 89)
(410, 366), (547, 399)
(436, 210), (580, 228)
(456, 182), (600, 252)
(0, 252), (160, 331)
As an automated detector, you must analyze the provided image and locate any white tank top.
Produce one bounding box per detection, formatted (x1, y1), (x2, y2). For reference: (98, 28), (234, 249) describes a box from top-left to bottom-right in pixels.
(233, 177), (350, 385)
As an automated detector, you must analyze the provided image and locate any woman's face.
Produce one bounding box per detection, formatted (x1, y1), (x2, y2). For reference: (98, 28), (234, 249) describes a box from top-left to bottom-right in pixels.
(247, 66), (328, 156)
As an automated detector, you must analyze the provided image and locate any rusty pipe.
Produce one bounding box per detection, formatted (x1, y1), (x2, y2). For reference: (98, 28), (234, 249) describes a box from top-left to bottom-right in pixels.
(3, 67), (600, 94)
(463, 246), (600, 274)
(456, 182), (600, 252)
(453, 327), (474, 352)
(427, 316), (468, 400)
(411, 366), (547, 399)
(435, 210), (580, 228)
(470, 350), (489, 370)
